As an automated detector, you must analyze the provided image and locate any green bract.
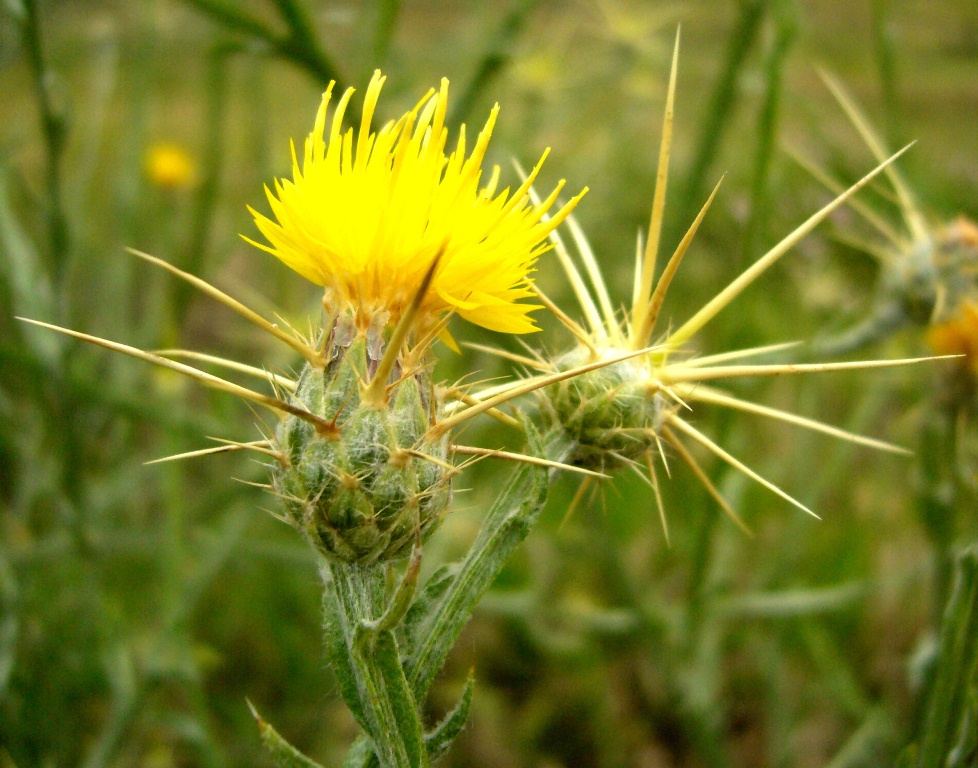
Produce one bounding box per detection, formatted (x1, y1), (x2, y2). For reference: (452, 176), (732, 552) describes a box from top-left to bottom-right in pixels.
(275, 325), (451, 563)
(543, 347), (668, 471)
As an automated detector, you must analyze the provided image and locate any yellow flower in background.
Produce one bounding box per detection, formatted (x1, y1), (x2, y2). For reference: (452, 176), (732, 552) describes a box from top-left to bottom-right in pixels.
(246, 70), (586, 336)
(927, 300), (978, 375)
(145, 142), (197, 189)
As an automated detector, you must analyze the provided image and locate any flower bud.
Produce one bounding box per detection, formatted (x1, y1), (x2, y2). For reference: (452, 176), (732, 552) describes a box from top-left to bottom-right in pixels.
(274, 319), (451, 563)
(543, 347), (668, 471)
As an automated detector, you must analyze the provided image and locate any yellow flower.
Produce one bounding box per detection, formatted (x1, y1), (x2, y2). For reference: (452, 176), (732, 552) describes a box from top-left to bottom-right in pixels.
(246, 70), (586, 335)
(927, 300), (978, 375)
(145, 142), (197, 189)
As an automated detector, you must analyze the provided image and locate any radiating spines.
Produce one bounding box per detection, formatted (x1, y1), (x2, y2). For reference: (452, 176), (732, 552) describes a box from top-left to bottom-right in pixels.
(543, 346), (670, 471)
(510, 32), (937, 535)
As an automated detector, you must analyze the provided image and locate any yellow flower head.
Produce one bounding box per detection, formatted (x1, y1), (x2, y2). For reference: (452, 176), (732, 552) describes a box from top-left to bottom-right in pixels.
(246, 70), (586, 335)
(145, 142), (197, 190)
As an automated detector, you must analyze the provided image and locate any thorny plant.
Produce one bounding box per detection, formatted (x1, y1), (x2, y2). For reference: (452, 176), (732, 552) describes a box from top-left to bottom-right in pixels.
(17, 34), (951, 768)
(462, 36), (938, 540)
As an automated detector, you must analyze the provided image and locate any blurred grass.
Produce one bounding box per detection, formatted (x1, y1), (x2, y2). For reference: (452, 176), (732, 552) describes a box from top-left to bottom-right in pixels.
(1, 1), (977, 767)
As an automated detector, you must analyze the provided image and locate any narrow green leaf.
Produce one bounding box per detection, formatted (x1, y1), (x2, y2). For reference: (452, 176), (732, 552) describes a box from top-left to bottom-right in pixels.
(822, 707), (897, 768)
(398, 564), (458, 654)
(0, 168), (58, 363)
(340, 740), (377, 768)
(947, 694), (976, 767)
(718, 582), (867, 618)
(361, 543), (422, 636)
(0, 553), (19, 696)
(404, 420), (570, 700)
(916, 546), (978, 768)
(321, 570), (370, 733)
(424, 671), (475, 763)
(248, 700), (327, 768)
(372, 632), (427, 767)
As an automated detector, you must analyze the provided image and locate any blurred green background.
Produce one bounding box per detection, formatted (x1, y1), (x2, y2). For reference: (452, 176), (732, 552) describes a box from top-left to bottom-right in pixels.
(2, 1), (977, 766)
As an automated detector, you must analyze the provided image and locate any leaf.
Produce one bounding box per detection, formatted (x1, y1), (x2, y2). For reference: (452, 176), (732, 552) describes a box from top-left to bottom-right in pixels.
(397, 564), (458, 655)
(340, 739), (377, 768)
(0, 168), (58, 363)
(916, 546), (978, 768)
(248, 700), (328, 768)
(0, 553), (18, 696)
(424, 671), (475, 763)
(371, 631), (427, 767)
(319, 562), (370, 734)
(718, 581), (867, 619)
(404, 419), (570, 700)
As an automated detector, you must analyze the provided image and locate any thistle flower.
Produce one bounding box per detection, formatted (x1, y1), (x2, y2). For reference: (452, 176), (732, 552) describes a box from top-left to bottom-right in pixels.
(20, 71), (589, 564)
(247, 69), (585, 337)
(444, 34), (937, 537)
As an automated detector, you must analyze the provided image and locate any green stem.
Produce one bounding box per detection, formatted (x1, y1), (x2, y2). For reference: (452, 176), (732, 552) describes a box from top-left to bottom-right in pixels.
(677, 0), (767, 227)
(21, 0), (70, 287)
(915, 547), (978, 767)
(870, 0), (902, 150)
(180, 0), (349, 94)
(446, 0), (542, 129)
(343, 420), (569, 768)
(917, 395), (962, 616)
(809, 300), (906, 359)
(271, 0), (347, 88)
(171, 46), (233, 334)
(739, 0), (798, 268)
(322, 560), (427, 768)
(365, 0), (400, 80)
(181, 0), (278, 42)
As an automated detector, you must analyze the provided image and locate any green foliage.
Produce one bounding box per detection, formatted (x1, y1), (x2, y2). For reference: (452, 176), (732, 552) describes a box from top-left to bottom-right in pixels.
(915, 546), (978, 768)
(250, 700), (328, 768)
(2, 1), (978, 767)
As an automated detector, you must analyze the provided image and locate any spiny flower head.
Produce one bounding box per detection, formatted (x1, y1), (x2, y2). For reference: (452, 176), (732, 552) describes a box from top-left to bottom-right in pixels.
(246, 70), (586, 338)
(19, 70), (595, 564)
(454, 33), (933, 538)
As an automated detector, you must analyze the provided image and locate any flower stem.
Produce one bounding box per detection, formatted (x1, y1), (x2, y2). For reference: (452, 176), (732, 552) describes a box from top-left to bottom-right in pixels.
(321, 560), (428, 768)
(341, 419), (571, 767)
